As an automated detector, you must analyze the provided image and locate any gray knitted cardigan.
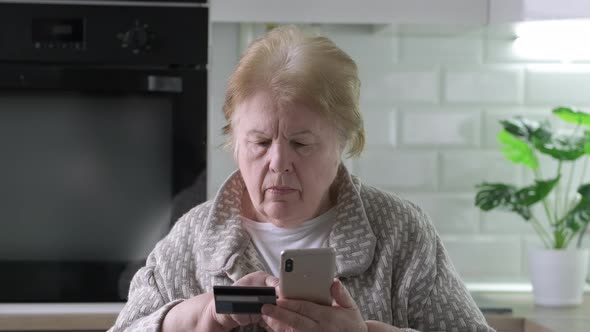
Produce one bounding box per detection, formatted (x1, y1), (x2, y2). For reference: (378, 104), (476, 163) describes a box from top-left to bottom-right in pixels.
(109, 165), (495, 332)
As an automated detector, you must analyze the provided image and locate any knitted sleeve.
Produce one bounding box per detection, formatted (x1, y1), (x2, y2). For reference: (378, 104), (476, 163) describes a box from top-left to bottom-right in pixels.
(107, 261), (182, 332)
(398, 206), (496, 332)
(107, 203), (207, 332)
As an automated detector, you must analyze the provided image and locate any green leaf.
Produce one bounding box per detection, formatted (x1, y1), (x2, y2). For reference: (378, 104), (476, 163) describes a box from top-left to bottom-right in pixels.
(500, 117), (551, 142)
(584, 131), (590, 155)
(577, 183), (590, 198)
(553, 106), (590, 126)
(533, 132), (586, 161)
(563, 203), (590, 232)
(475, 183), (516, 211)
(497, 129), (539, 169)
(514, 176), (560, 206)
(475, 177), (559, 221)
(562, 183), (590, 233)
(475, 183), (532, 220)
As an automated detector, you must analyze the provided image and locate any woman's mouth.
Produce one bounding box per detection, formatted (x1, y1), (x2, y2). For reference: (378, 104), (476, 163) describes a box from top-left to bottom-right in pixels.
(267, 186), (297, 195)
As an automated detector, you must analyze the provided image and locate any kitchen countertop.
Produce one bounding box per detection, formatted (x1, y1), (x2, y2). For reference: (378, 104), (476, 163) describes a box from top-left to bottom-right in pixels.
(473, 292), (590, 332)
(0, 293), (588, 331)
(0, 302), (123, 331)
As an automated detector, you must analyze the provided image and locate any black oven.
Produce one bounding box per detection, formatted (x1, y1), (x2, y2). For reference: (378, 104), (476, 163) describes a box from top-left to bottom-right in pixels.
(0, 0), (208, 302)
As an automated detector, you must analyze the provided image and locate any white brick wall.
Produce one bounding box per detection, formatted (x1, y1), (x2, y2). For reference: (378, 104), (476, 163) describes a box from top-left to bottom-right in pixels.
(442, 235), (522, 280)
(207, 23), (241, 197)
(444, 66), (523, 104)
(363, 109), (398, 146)
(400, 36), (482, 64)
(362, 67), (440, 105)
(440, 151), (520, 191)
(208, 24), (590, 282)
(400, 108), (480, 146)
(402, 193), (479, 234)
(526, 66), (590, 105)
(357, 149), (437, 190)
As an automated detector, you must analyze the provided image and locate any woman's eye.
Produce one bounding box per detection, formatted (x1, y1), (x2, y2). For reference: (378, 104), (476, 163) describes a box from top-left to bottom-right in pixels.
(254, 141), (271, 147)
(291, 141), (308, 147)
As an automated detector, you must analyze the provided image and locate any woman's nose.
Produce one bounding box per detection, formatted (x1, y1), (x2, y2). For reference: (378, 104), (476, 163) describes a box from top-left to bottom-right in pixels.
(268, 142), (293, 173)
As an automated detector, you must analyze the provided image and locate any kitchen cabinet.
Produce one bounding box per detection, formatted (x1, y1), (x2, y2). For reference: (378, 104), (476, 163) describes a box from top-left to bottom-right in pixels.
(210, 0), (488, 24)
(211, 0), (590, 25)
(490, 0), (590, 24)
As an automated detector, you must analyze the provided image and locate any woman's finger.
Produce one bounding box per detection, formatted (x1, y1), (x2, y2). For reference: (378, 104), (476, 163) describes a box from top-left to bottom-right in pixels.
(234, 271), (268, 286)
(225, 272), (278, 326)
(261, 303), (317, 331)
(258, 318), (273, 331)
(274, 298), (323, 322)
(331, 279), (355, 309)
(264, 274), (280, 287)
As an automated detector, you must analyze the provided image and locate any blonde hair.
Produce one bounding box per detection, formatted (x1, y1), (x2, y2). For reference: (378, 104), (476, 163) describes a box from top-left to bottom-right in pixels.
(221, 25), (365, 158)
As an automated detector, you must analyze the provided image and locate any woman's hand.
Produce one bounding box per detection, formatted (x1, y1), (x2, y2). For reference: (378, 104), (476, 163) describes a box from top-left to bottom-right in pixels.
(162, 271), (279, 332)
(260, 279), (368, 332)
(207, 271), (280, 331)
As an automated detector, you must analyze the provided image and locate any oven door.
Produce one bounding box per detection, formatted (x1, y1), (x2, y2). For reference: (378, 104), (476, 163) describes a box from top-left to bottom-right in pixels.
(0, 65), (206, 302)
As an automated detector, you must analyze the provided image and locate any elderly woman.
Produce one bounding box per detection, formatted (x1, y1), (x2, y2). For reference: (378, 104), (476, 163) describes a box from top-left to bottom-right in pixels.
(110, 26), (495, 332)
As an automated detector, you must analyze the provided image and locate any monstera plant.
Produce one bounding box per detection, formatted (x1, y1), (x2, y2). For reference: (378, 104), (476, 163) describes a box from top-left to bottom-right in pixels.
(475, 106), (590, 249)
(475, 106), (590, 306)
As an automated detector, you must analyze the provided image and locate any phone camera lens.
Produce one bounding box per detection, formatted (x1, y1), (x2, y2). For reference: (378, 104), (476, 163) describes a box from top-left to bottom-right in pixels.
(285, 258), (293, 272)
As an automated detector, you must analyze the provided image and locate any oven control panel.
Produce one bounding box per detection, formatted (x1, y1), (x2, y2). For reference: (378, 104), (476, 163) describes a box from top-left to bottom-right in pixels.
(117, 20), (156, 54)
(0, 2), (208, 66)
(32, 18), (85, 51)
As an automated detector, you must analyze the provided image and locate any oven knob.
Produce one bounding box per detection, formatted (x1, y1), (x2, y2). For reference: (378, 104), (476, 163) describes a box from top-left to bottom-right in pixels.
(118, 22), (154, 54)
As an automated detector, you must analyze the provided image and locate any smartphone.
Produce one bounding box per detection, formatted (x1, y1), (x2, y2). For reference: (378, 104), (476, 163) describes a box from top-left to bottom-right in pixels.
(279, 247), (336, 306)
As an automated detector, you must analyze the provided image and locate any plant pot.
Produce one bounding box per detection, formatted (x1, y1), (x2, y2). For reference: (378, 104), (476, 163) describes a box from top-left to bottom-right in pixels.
(528, 248), (589, 306)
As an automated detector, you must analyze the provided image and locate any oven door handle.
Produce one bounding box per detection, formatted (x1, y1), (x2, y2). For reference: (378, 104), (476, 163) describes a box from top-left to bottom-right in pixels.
(147, 75), (183, 93)
(0, 65), (188, 94)
(62, 69), (186, 94)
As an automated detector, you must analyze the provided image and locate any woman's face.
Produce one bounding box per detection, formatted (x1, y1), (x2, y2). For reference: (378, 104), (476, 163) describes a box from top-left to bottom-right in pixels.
(233, 92), (343, 228)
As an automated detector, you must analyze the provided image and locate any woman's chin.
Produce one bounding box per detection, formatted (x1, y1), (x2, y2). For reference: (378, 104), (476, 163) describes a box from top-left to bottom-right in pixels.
(263, 204), (306, 228)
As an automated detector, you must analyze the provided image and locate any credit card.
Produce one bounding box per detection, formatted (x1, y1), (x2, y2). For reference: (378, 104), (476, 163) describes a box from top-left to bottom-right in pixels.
(213, 285), (277, 314)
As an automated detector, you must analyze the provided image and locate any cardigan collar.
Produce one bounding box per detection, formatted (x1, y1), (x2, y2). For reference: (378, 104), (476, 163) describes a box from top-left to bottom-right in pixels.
(197, 164), (377, 280)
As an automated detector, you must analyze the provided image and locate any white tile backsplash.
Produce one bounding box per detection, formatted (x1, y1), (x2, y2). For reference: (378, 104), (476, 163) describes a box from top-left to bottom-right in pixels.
(363, 109), (397, 146)
(209, 148), (236, 197)
(321, 25), (399, 72)
(401, 36), (482, 64)
(526, 66), (590, 104)
(208, 23), (590, 282)
(208, 23), (241, 198)
(400, 109), (480, 146)
(444, 67), (523, 103)
(480, 210), (538, 235)
(485, 38), (566, 64)
(361, 67), (439, 105)
(358, 149), (437, 190)
(402, 193), (479, 234)
(442, 235), (522, 279)
(440, 151), (520, 191)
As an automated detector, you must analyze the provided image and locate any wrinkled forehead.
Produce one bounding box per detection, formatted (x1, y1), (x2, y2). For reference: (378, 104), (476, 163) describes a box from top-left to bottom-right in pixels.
(233, 91), (331, 135)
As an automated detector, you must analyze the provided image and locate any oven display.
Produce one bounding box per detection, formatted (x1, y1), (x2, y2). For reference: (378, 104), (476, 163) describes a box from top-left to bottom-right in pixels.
(32, 18), (84, 48)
